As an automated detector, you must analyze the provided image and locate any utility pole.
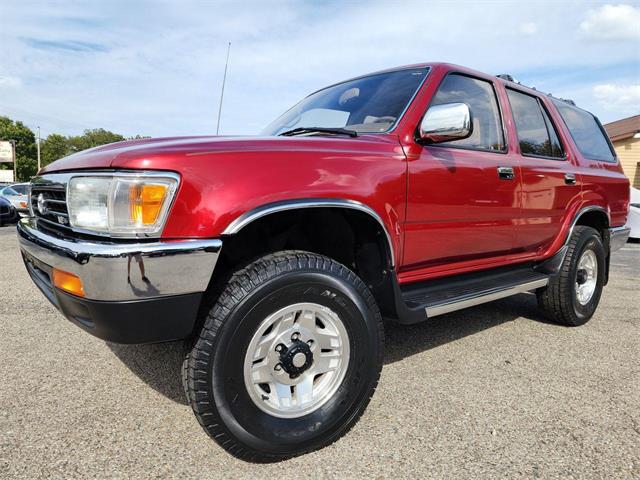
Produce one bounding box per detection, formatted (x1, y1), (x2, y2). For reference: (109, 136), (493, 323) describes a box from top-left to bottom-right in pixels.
(36, 126), (41, 171)
(216, 42), (231, 136)
(11, 139), (16, 182)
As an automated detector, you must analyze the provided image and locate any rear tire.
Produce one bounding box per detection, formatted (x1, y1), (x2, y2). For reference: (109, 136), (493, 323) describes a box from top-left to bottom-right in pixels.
(537, 226), (606, 326)
(185, 251), (384, 462)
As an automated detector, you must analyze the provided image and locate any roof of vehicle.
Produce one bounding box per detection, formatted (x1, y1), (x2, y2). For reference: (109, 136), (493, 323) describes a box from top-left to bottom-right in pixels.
(603, 115), (640, 142)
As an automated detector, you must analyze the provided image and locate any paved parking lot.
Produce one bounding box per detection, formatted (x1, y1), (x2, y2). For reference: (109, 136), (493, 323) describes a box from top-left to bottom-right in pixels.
(0, 224), (638, 479)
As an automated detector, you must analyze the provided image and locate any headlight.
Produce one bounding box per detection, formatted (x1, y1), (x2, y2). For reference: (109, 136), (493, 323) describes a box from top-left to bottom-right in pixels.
(67, 172), (179, 236)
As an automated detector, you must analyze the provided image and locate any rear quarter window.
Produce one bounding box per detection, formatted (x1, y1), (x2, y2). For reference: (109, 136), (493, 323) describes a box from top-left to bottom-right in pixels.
(551, 99), (616, 162)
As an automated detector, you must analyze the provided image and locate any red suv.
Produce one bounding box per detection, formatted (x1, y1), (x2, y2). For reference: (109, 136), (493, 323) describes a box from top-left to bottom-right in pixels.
(18, 63), (630, 461)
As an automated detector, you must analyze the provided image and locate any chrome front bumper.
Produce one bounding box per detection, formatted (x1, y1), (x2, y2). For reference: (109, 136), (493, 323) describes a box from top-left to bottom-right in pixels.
(17, 217), (222, 302)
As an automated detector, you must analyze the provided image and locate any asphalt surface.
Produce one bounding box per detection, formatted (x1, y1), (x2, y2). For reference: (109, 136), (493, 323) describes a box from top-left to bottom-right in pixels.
(0, 224), (638, 479)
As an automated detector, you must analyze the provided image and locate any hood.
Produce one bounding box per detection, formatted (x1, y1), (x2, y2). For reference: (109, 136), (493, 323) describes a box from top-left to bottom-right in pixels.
(39, 134), (398, 174)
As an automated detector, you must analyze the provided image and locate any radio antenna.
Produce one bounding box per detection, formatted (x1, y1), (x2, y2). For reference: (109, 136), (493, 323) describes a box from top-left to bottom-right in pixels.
(216, 42), (231, 135)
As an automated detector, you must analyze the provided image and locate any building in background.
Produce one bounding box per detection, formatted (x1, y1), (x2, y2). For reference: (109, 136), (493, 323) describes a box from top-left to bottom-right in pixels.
(603, 115), (640, 188)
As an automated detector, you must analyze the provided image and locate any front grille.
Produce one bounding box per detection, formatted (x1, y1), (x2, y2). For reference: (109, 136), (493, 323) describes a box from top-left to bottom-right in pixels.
(30, 185), (72, 236)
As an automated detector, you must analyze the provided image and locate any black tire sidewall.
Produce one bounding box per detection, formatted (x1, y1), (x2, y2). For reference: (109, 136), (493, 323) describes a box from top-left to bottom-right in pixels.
(209, 270), (381, 456)
(570, 232), (606, 322)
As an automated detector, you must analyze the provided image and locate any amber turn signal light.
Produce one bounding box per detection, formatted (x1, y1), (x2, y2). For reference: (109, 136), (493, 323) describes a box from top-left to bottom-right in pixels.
(129, 184), (168, 225)
(52, 268), (85, 297)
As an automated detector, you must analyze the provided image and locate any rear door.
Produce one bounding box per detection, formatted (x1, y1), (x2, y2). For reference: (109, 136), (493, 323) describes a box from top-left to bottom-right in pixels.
(403, 73), (521, 273)
(505, 88), (581, 254)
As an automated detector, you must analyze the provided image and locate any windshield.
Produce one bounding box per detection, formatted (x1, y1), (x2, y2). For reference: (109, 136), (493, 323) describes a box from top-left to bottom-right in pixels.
(262, 68), (429, 136)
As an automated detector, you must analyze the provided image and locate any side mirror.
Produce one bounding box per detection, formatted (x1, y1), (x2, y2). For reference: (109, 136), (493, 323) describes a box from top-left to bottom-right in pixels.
(418, 102), (472, 144)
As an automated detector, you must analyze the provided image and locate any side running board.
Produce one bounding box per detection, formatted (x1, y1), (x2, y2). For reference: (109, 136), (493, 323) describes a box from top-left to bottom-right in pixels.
(399, 267), (549, 320)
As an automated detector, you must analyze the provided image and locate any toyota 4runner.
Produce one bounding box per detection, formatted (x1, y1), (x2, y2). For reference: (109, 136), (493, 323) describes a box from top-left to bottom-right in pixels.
(18, 63), (631, 461)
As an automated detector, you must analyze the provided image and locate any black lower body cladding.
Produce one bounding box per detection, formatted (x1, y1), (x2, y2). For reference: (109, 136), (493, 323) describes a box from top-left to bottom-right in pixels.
(55, 290), (202, 344)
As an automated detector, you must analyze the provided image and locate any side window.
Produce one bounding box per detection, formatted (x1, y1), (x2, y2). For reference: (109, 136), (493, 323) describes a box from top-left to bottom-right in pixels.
(430, 74), (505, 152)
(506, 89), (564, 159)
(551, 98), (615, 162)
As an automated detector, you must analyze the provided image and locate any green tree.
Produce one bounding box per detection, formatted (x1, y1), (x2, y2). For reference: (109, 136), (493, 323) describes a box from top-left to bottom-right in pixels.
(0, 116), (37, 181)
(16, 157), (37, 181)
(68, 128), (125, 153)
(41, 133), (70, 166)
(0, 117), (141, 179)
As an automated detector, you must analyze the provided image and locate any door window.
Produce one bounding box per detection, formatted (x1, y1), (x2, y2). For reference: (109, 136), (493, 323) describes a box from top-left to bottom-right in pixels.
(429, 74), (505, 152)
(506, 89), (564, 159)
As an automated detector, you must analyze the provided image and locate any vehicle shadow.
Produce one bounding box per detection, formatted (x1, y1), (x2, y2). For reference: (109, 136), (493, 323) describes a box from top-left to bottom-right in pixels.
(107, 340), (188, 405)
(106, 292), (551, 405)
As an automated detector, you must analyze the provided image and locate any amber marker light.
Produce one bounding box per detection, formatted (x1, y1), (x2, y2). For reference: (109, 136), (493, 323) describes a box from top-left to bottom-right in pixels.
(129, 184), (168, 226)
(52, 268), (85, 297)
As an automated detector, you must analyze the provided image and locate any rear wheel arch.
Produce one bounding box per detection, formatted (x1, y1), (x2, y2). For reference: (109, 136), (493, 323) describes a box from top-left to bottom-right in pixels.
(573, 206), (610, 238)
(564, 205), (611, 284)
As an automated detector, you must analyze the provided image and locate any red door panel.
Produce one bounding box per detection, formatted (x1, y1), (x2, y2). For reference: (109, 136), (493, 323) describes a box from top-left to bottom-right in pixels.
(515, 159), (581, 254)
(503, 88), (583, 255)
(403, 146), (520, 271)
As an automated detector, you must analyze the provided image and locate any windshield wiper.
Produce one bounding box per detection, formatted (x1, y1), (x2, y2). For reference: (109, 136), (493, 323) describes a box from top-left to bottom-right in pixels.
(278, 127), (358, 138)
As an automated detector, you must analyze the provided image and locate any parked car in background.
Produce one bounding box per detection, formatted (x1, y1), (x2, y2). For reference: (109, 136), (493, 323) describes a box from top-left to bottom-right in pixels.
(0, 185), (29, 216)
(7, 183), (30, 196)
(627, 187), (640, 240)
(17, 62), (630, 461)
(0, 196), (19, 226)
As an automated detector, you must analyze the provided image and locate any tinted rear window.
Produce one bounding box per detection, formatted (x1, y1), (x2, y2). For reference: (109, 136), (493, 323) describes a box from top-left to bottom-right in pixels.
(551, 99), (615, 162)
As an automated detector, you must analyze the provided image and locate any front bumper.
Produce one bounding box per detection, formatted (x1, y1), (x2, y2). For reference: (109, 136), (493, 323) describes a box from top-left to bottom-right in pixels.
(17, 217), (222, 343)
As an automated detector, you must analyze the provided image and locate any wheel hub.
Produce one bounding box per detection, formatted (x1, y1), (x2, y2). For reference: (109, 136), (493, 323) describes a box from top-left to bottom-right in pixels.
(243, 302), (350, 418)
(278, 340), (313, 377)
(576, 269), (588, 284)
(575, 249), (598, 306)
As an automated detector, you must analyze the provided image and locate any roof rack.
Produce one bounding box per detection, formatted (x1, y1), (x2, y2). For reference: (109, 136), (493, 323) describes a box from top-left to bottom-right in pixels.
(496, 73), (536, 90)
(556, 97), (576, 106)
(498, 73), (577, 106)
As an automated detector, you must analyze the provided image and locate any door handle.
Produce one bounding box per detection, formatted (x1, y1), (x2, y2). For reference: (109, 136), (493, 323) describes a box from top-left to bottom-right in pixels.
(564, 173), (577, 185)
(497, 166), (515, 180)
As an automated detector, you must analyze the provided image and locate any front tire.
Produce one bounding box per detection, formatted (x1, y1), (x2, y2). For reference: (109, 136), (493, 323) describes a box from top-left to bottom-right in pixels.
(185, 251), (384, 462)
(537, 226), (606, 326)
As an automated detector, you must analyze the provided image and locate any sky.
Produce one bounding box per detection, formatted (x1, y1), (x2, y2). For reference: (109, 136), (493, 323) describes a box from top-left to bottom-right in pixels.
(0, 0), (638, 139)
